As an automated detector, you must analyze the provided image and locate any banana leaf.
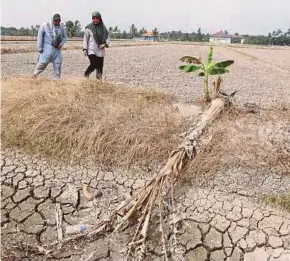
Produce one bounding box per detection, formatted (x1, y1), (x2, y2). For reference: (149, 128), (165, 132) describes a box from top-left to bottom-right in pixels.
(179, 65), (201, 72)
(214, 60), (234, 69)
(180, 56), (202, 64)
(208, 66), (229, 75)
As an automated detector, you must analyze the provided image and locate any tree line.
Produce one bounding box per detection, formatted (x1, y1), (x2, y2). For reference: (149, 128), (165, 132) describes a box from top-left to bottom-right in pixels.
(1, 21), (290, 46)
(244, 29), (290, 45)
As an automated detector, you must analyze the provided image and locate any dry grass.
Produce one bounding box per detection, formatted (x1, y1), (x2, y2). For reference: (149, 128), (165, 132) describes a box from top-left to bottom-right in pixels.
(265, 194), (290, 212)
(2, 78), (185, 168)
(186, 108), (290, 176)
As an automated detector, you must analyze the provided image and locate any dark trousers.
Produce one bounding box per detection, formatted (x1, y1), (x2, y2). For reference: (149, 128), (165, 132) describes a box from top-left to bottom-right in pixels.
(84, 55), (104, 79)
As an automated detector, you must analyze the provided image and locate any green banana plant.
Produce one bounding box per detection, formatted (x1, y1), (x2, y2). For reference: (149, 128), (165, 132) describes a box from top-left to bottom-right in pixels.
(179, 47), (234, 102)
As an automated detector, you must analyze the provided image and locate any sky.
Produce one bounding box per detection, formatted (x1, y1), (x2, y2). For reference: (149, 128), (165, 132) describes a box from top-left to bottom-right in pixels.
(1, 0), (290, 35)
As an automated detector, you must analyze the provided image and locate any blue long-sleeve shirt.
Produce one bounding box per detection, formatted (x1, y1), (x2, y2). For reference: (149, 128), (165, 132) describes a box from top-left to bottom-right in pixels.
(37, 21), (67, 52)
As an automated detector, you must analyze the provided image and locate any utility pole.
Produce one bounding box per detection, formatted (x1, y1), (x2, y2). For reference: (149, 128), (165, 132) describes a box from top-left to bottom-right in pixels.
(185, 12), (188, 33)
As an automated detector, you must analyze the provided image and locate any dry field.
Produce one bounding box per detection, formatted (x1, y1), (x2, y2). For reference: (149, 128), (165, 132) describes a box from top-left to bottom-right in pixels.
(1, 43), (290, 261)
(2, 43), (290, 107)
(1, 39), (166, 54)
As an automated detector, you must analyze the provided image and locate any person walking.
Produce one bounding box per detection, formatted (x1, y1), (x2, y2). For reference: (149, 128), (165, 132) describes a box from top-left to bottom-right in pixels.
(33, 13), (67, 80)
(83, 11), (109, 79)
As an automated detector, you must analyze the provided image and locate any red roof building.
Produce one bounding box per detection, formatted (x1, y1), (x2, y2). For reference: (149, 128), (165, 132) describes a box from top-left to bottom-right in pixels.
(209, 31), (245, 44)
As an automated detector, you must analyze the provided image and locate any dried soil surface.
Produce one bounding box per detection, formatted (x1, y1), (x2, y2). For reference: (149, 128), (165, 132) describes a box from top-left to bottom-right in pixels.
(2, 44), (290, 108)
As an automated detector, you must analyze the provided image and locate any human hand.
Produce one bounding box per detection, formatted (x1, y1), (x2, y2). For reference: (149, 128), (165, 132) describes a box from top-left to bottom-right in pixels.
(39, 49), (43, 53)
(83, 49), (88, 56)
(99, 44), (106, 49)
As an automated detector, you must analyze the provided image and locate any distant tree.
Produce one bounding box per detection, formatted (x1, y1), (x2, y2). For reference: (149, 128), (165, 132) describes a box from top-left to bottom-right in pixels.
(129, 24), (138, 38)
(74, 20), (82, 37)
(19, 27), (29, 36)
(275, 29), (283, 36)
(30, 25), (37, 36)
(234, 32), (239, 36)
(35, 25), (40, 36)
(108, 26), (113, 37)
(3, 27), (18, 35)
(197, 28), (203, 42)
(139, 27), (147, 35)
(65, 20), (75, 38)
(122, 30), (128, 39)
(113, 26), (120, 33)
(65, 20), (82, 38)
(109, 26), (121, 38)
(225, 30), (229, 34)
(152, 27), (158, 41)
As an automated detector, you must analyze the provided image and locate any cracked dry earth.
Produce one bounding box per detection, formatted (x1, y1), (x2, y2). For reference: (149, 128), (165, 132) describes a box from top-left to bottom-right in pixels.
(2, 118), (290, 261)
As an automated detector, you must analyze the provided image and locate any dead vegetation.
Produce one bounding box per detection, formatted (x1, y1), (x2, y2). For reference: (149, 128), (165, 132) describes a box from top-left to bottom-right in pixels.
(2, 78), (185, 168)
(265, 194), (290, 212)
(188, 108), (290, 173)
(18, 98), (226, 261)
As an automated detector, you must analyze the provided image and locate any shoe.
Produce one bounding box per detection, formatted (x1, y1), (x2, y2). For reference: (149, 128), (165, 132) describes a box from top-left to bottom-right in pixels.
(96, 73), (102, 80)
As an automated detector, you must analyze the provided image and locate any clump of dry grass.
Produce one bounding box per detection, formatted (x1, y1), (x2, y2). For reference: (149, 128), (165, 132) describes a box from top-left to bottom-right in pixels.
(2, 78), (184, 168)
(265, 194), (290, 212)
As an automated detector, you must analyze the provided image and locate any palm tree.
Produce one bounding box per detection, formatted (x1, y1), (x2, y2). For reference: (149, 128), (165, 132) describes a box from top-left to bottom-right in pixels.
(113, 26), (120, 34)
(129, 24), (138, 38)
(139, 27), (147, 35)
(74, 20), (82, 37)
(30, 25), (37, 36)
(152, 28), (158, 41)
(108, 27), (114, 38)
(197, 28), (202, 42)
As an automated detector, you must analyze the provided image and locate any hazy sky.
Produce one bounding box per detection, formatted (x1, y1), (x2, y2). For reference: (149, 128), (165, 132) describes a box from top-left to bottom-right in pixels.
(1, 0), (290, 35)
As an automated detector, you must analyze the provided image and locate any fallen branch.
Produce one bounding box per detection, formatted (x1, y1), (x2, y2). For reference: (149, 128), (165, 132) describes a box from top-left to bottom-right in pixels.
(45, 98), (227, 259)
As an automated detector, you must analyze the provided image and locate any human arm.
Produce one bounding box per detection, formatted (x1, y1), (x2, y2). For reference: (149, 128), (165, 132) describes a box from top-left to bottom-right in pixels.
(36, 24), (45, 53)
(58, 24), (67, 48)
(82, 28), (90, 55)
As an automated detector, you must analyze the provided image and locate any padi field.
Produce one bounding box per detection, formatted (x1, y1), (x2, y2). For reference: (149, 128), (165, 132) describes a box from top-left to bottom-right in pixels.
(1, 43), (290, 260)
